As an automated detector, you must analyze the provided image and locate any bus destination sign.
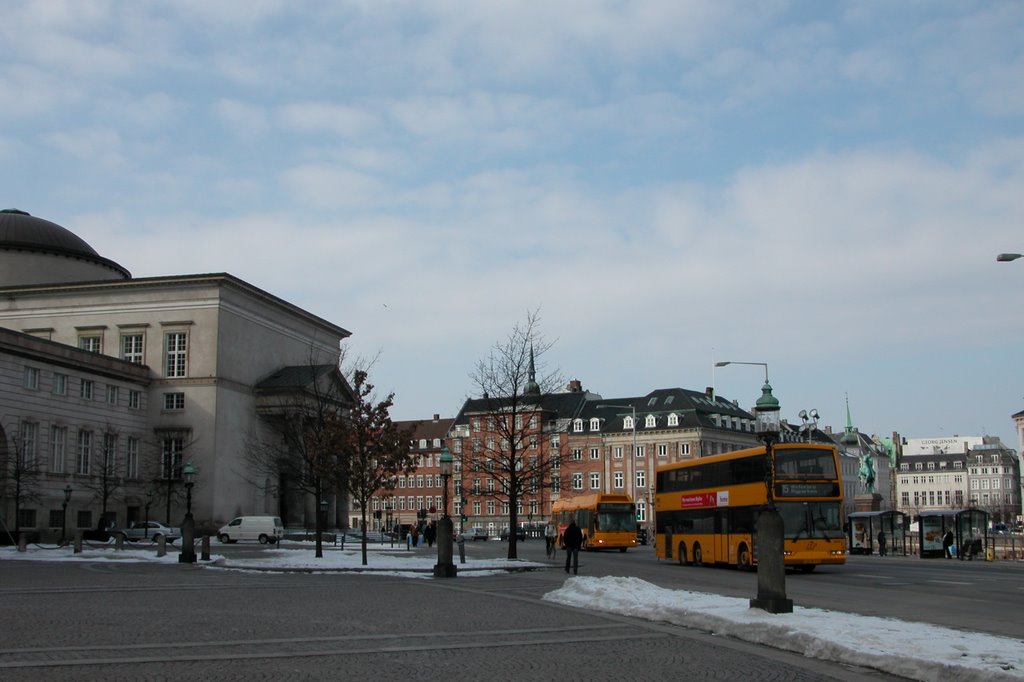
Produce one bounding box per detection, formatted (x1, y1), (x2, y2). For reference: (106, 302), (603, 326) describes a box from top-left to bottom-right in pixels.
(775, 482), (839, 498)
(680, 491), (729, 508)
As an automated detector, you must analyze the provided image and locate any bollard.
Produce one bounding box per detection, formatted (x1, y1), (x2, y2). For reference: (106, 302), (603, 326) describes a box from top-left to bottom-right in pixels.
(17, 533), (27, 552)
(457, 536), (466, 564)
(74, 531), (83, 554)
(156, 534), (167, 557)
(201, 535), (210, 561)
(115, 533), (124, 551)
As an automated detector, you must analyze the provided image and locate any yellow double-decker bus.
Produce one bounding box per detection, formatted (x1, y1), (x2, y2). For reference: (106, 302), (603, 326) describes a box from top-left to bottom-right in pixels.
(552, 493), (638, 552)
(654, 443), (846, 571)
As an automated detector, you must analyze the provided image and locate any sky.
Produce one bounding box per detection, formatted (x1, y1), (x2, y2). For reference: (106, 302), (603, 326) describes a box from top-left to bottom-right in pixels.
(3, 543), (1022, 682)
(2, 2), (1023, 449)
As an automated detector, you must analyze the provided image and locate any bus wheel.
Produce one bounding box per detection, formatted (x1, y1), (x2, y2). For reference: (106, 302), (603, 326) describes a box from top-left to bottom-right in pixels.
(619, 547), (627, 553)
(737, 545), (752, 571)
(693, 544), (703, 567)
(676, 543), (687, 566)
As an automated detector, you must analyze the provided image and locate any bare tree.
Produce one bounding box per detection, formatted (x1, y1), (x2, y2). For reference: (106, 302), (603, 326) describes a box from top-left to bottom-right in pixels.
(144, 430), (201, 527)
(245, 361), (354, 558)
(76, 427), (123, 524)
(336, 369), (416, 566)
(1, 421), (44, 537)
(465, 310), (566, 560)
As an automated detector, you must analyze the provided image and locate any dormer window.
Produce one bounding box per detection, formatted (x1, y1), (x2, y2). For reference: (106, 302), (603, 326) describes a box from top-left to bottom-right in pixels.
(589, 418), (600, 431)
(419, 439), (427, 449)
(573, 419), (584, 432)
(667, 413), (679, 427)
(624, 416), (635, 430)
(645, 415), (656, 428)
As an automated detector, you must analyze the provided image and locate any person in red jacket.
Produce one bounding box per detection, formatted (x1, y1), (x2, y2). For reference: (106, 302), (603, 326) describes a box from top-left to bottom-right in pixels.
(563, 520), (584, 574)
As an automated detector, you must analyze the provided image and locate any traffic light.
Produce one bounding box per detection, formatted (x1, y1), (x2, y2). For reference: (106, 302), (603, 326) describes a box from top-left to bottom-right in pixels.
(460, 514), (468, 523)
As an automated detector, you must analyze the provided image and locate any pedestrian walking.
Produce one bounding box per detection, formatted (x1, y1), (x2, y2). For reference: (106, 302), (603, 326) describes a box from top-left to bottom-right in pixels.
(544, 521), (557, 559)
(877, 530), (886, 556)
(563, 520), (583, 575)
(942, 529), (954, 559)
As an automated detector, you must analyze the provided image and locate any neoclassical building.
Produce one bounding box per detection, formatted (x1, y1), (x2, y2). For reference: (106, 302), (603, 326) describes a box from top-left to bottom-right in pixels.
(0, 209), (350, 538)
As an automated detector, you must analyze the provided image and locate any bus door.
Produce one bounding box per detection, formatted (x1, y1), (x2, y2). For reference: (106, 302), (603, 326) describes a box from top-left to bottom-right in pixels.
(714, 509), (729, 563)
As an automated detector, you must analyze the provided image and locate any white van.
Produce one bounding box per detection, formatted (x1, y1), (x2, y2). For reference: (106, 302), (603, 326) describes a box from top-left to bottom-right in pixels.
(218, 516), (284, 544)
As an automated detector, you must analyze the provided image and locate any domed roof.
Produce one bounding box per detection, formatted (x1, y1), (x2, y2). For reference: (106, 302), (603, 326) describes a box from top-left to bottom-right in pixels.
(0, 209), (130, 282)
(0, 209), (102, 258)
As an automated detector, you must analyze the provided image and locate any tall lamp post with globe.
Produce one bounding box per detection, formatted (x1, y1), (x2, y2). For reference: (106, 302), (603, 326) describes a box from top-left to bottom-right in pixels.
(61, 484), (72, 545)
(178, 462), (196, 564)
(716, 361), (792, 614)
(433, 446), (457, 578)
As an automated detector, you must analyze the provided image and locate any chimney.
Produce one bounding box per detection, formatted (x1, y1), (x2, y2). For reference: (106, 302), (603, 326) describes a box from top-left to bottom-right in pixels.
(433, 413), (440, 422)
(567, 379), (582, 393)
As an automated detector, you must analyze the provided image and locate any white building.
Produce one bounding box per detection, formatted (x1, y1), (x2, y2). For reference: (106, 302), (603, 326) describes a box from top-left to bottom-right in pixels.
(0, 209), (351, 536)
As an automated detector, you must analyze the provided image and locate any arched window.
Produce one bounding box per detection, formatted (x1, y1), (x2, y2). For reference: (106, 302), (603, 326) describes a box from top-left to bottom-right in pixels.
(667, 413), (679, 427)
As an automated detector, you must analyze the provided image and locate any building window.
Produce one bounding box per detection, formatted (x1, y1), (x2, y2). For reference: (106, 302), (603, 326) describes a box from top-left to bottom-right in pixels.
(573, 419), (583, 432)
(161, 437), (184, 479)
(128, 390), (141, 409)
(486, 501), (495, 515)
(80, 379), (94, 400)
(51, 426), (67, 473)
(680, 443), (690, 456)
(24, 366), (39, 390)
(614, 471), (624, 489)
(614, 446), (623, 459)
(637, 501), (647, 523)
(76, 430), (92, 475)
(572, 473), (583, 490)
(636, 470), (646, 487)
(901, 492), (909, 506)
(572, 448), (583, 461)
(658, 444), (668, 457)
(79, 335), (102, 353)
(624, 416), (635, 430)
(589, 472), (601, 489)
(589, 418), (600, 431)
(645, 415), (656, 428)
(52, 373), (67, 395)
(126, 437), (139, 479)
(164, 331), (188, 378)
(103, 433), (117, 475)
(667, 413), (679, 427)
(163, 392), (185, 410)
(590, 448), (600, 460)
(106, 385), (119, 405)
(635, 445), (645, 458)
(19, 421), (38, 467)
(121, 333), (144, 364)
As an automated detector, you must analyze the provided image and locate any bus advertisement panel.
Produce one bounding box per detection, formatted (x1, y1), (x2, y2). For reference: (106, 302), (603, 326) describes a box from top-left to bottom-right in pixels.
(551, 493), (638, 552)
(654, 443), (845, 571)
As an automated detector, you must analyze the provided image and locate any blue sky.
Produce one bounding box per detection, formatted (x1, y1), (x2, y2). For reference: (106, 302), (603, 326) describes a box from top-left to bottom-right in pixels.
(3, 1), (1023, 448)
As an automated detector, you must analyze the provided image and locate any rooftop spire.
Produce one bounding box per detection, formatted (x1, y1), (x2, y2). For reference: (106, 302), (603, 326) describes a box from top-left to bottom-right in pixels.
(841, 393), (859, 445)
(524, 344), (541, 396)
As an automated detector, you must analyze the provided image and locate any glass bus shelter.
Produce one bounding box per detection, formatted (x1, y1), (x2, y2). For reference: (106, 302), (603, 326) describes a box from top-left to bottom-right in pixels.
(846, 510), (910, 556)
(917, 509), (989, 559)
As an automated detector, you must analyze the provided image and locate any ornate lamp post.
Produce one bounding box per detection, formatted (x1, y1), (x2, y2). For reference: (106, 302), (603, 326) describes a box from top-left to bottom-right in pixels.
(61, 485), (72, 545)
(433, 446), (457, 578)
(750, 377), (792, 613)
(144, 489), (154, 539)
(178, 462), (196, 564)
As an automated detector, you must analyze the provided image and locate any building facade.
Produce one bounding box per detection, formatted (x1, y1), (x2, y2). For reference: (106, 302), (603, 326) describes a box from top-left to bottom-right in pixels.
(0, 211), (351, 536)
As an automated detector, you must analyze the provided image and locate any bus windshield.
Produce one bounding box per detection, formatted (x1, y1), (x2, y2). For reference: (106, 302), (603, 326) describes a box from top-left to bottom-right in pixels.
(777, 501), (842, 540)
(595, 507), (636, 532)
(774, 448), (838, 480)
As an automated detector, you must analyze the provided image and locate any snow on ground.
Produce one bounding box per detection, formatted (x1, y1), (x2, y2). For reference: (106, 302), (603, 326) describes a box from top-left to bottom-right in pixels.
(4, 544), (1022, 681)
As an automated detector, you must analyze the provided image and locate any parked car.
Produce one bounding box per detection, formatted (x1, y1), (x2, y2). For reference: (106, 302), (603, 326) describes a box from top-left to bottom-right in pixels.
(218, 516), (284, 544)
(468, 526), (489, 541)
(113, 521), (180, 543)
(500, 526), (527, 541)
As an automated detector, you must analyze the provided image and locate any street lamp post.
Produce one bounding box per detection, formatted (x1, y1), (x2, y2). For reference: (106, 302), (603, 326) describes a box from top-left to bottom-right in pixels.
(798, 409), (819, 443)
(434, 446), (457, 578)
(178, 462), (196, 564)
(61, 485), (72, 545)
(316, 498), (328, 559)
(716, 361), (792, 614)
(144, 489), (154, 539)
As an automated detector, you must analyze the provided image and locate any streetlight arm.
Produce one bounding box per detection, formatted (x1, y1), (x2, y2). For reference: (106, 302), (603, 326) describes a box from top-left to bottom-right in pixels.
(997, 253), (1022, 262)
(715, 361), (769, 382)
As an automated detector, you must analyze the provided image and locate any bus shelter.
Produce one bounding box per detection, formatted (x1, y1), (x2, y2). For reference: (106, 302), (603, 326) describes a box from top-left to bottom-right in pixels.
(846, 511), (909, 555)
(917, 509), (989, 559)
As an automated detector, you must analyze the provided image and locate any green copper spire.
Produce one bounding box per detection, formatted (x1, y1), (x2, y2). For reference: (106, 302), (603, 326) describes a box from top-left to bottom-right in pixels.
(841, 393), (859, 445)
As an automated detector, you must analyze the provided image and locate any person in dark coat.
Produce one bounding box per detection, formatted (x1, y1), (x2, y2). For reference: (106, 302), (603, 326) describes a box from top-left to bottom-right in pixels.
(877, 530), (887, 556)
(942, 529), (954, 559)
(563, 520), (584, 575)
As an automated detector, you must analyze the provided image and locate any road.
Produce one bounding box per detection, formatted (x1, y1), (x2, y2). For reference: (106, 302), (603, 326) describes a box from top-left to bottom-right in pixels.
(454, 538), (1024, 639)
(0, 544), (910, 681)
